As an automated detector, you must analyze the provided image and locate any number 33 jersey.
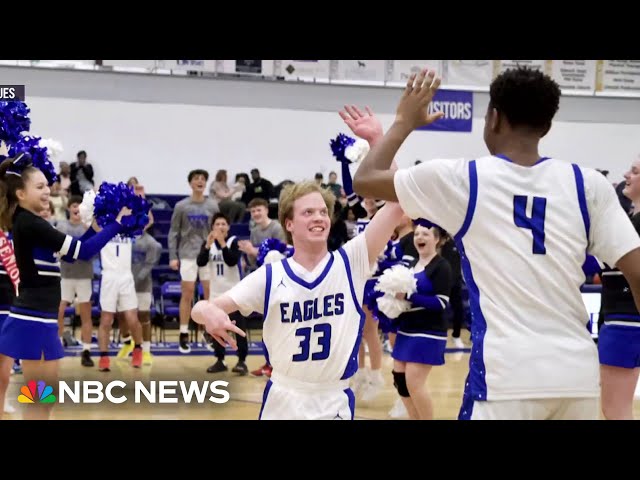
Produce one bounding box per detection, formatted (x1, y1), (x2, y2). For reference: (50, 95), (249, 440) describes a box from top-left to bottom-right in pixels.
(227, 234), (374, 383)
(394, 156), (640, 401)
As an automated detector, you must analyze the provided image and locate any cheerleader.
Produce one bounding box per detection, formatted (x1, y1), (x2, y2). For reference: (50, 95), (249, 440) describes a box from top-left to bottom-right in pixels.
(0, 153), (130, 420)
(0, 230), (17, 419)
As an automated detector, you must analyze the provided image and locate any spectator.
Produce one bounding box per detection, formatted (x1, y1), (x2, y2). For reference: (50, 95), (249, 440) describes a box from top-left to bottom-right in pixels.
(231, 173), (248, 202)
(238, 198), (286, 272)
(49, 181), (68, 223)
(210, 169), (247, 223)
(327, 170), (343, 199)
(70, 150), (95, 196)
(58, 161), (71, 195)
(314, 173), (327, 189)
(243, 168), (275, 204)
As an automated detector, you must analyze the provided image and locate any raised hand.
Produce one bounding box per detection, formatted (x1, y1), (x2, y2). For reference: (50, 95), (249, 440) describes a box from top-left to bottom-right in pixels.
(395, 69), (444, 130)
(339, 105), (383, 144)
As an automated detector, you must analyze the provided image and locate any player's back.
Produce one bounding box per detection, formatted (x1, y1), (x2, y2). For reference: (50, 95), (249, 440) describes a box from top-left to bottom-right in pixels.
(262, 249), (364, 384)
(462, 156), (602, 401)
(100, 235), (133, 276)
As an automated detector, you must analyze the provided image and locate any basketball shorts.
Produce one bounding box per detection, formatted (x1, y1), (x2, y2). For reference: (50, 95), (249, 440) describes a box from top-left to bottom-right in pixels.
(100, 274), (137, 313)
(61, 278), (92, 303)
(180, 259), (211, 283)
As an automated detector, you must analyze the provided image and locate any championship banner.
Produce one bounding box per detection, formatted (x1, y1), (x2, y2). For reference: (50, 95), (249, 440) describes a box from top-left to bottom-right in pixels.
(388, 60), (443, 84)
(416, 89), (473, 133)
(331, 60), (386, 83)
(444, 60), (493, 88)
(218, 60), (275, 76)
(157, 60), (217, 73)
(550, 60), (596, 92)
(279, 60), (331, 81)
(596, 60), (640, 94)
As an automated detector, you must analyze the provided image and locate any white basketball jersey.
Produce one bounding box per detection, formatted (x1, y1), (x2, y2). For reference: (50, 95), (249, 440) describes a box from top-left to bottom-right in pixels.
(394, 155), (640, 402)
(100, 235), (133, 275)
(208, 236), (242, 297)
(262, 250), (365, 384)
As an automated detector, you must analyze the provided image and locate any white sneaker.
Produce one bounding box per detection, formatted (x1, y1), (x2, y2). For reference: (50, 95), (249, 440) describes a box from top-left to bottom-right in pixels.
(452, 337), (465, 349)
(360, 370), (384, 402)
(350, 369), (369, 396)
(4, 402), (16, 414)
(388, 398), (409, 419)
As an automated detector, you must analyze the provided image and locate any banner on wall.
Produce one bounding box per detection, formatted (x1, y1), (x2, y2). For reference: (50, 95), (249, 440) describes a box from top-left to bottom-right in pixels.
(550, 60), (596, 92)
(102, 60), (158, 69)
(596, 60), (640, 94)
(218, 60), (275, 76)
(416, 89), (473, 133)
(332, 60), (386, 83)
(495, 60), (546, 76)
(444, 60), (493, 88)
(388, 60), (444, 84)
(157, 60), (217, 72)
(279, 60), (331, 81)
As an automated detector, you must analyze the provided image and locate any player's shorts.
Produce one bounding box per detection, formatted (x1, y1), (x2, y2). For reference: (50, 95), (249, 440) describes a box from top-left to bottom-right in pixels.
(136, 292), (152, 312)
(61, 278), (92, 303)
(460, 397), (599, 420)
(100, 274), (137, 313)
(598, 323), (640, 369)
(180, 259), (211, 283)
(392, 330), (446, 366)
(259, 372), (356, 420)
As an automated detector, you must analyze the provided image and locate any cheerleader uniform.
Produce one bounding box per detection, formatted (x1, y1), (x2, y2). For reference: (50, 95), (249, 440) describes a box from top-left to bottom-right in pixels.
(0, 206), (123, 360)
(0, 232), (16, 332)
(392, 255), (452, 366)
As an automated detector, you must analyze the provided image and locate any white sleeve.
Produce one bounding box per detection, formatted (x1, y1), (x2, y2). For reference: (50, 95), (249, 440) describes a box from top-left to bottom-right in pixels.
(586, 169), (640, 266)
(225, 266), (267, 317)
(393, 158), (470, 236)
(341, 233), (377, 295)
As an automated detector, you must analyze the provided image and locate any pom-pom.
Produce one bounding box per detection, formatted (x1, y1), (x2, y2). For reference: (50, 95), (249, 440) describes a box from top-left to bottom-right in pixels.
(0, 101), (31, 146)
(375, 264), (418, 296)
(330, 133), (356, 163)
(4, 135), (58, 185)
(377, 294), (411, 319)
(79, 189), (96, 226)
(93, 182), (151, 238)
(263, 250), (285, 265)
(38, 138), (64, 160)
(256, 237), (293, 267)
(344, 138), (369, 164)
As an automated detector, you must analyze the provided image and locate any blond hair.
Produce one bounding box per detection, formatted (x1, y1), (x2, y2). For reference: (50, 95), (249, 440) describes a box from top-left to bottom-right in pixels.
(278, 180), (336, 244)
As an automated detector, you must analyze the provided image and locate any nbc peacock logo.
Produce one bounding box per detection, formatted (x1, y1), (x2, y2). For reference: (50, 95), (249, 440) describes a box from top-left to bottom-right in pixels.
(18, 380), (56, 404)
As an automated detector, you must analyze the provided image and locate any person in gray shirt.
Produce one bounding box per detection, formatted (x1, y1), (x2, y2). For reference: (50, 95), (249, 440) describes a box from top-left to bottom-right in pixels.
(168, 169), (219, 353)
(56, 196), (97, 368)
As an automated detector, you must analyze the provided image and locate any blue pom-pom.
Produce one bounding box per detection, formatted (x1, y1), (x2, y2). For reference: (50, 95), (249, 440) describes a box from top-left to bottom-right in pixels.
(93, 182), (151, 238)
(330, 133), (356, 164)
(3, 135), (58, 185)
(256, 237), (293, 267)
(0, 101), (31, 145)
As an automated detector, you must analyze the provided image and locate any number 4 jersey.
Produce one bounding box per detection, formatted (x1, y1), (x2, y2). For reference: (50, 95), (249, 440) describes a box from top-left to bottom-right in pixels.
(227, 233), (374, 384)
(394, 156), (640, 402)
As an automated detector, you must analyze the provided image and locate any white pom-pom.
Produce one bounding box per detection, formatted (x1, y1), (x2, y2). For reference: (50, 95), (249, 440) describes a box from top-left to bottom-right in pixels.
(377, 294), (411, 319)
(0, 140), (7, 157)
(264, 250), (285, 265)
(79, 190), (96, 226)
(38, 138), (64, 160)
(375, 264), (417, 296)
(344, 138), (370, 164)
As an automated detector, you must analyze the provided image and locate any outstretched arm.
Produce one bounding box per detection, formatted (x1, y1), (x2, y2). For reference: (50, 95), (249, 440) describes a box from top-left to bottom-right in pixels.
(351, 69), (443, 201)
(192, 295), (245, 349)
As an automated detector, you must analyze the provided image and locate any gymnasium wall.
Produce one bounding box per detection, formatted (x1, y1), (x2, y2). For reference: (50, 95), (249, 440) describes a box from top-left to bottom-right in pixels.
(2, 65), (639, 195)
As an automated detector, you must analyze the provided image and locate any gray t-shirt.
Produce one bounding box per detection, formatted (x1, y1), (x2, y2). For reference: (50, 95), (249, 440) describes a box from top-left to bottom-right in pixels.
(168, 197), (219, 261)
(250, 220), (286, 247)
(132, 232), (162, 293)
(57, 220), (95, 279)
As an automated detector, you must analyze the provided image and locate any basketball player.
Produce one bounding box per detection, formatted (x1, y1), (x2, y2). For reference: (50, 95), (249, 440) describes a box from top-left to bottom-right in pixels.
(168, 169), (219, 353)
(196, 212), (248, 374)
(97, 232), (144, 371)
(597, 155), (640, 419)
(345, 67), (640, 420)
(192, 180), (405, 419)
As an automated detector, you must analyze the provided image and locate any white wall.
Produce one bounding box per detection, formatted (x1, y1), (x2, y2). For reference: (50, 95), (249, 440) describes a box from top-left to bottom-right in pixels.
(3, 65), (639, 194)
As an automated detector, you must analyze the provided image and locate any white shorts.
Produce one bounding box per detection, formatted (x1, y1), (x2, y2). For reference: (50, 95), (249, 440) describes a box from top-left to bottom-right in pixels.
(259, 373), (356, 420)
(469, 398), (600, 420)
(100, 274), (138, 313)
(180, 259), (211, 283)
(61, 278), (93, 303)
(136, 292), (152, 312)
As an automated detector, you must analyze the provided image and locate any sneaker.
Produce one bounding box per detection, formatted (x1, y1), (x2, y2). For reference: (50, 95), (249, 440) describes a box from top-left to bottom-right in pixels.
(206, 359), (228, 373)
(11, 359), (22, 375)
(360, 370), (385, 402)
(142, 351), (153, 366)
(251, 363), (271, 377)
(452, 337), (465, 349)
(202, 332), (216, 352)
(99, 356), (110, 372)
(232, 361), (248, 375)
(116, 342), (134, 359)
(62, 331), (79, 347)
(388, 398), (409, 419)
(263, 365), (273, 378)
(81, 350), (94, 367)
(131, 348), (143, 368)
(3, 402), (16, 414)
(179, 333), (191, 354)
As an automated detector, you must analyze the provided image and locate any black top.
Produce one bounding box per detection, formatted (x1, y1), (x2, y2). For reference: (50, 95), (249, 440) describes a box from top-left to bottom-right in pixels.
(196, 236), (241, 268)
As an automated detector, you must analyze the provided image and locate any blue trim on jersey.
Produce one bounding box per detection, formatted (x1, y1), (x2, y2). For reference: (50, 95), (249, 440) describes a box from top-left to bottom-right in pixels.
(452, 160), (488, 405)
(344, 388), (356, 420)
(263, 264), (272, 366)
(572, 164), (590, 241)
(495, 154), (551, 166)
(258, 379), (273, 420)
(458, 372), (475, 420)
(9, 306), (58, 319)
(337, 247), (366, 380)
(282, 253), (335, 290)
